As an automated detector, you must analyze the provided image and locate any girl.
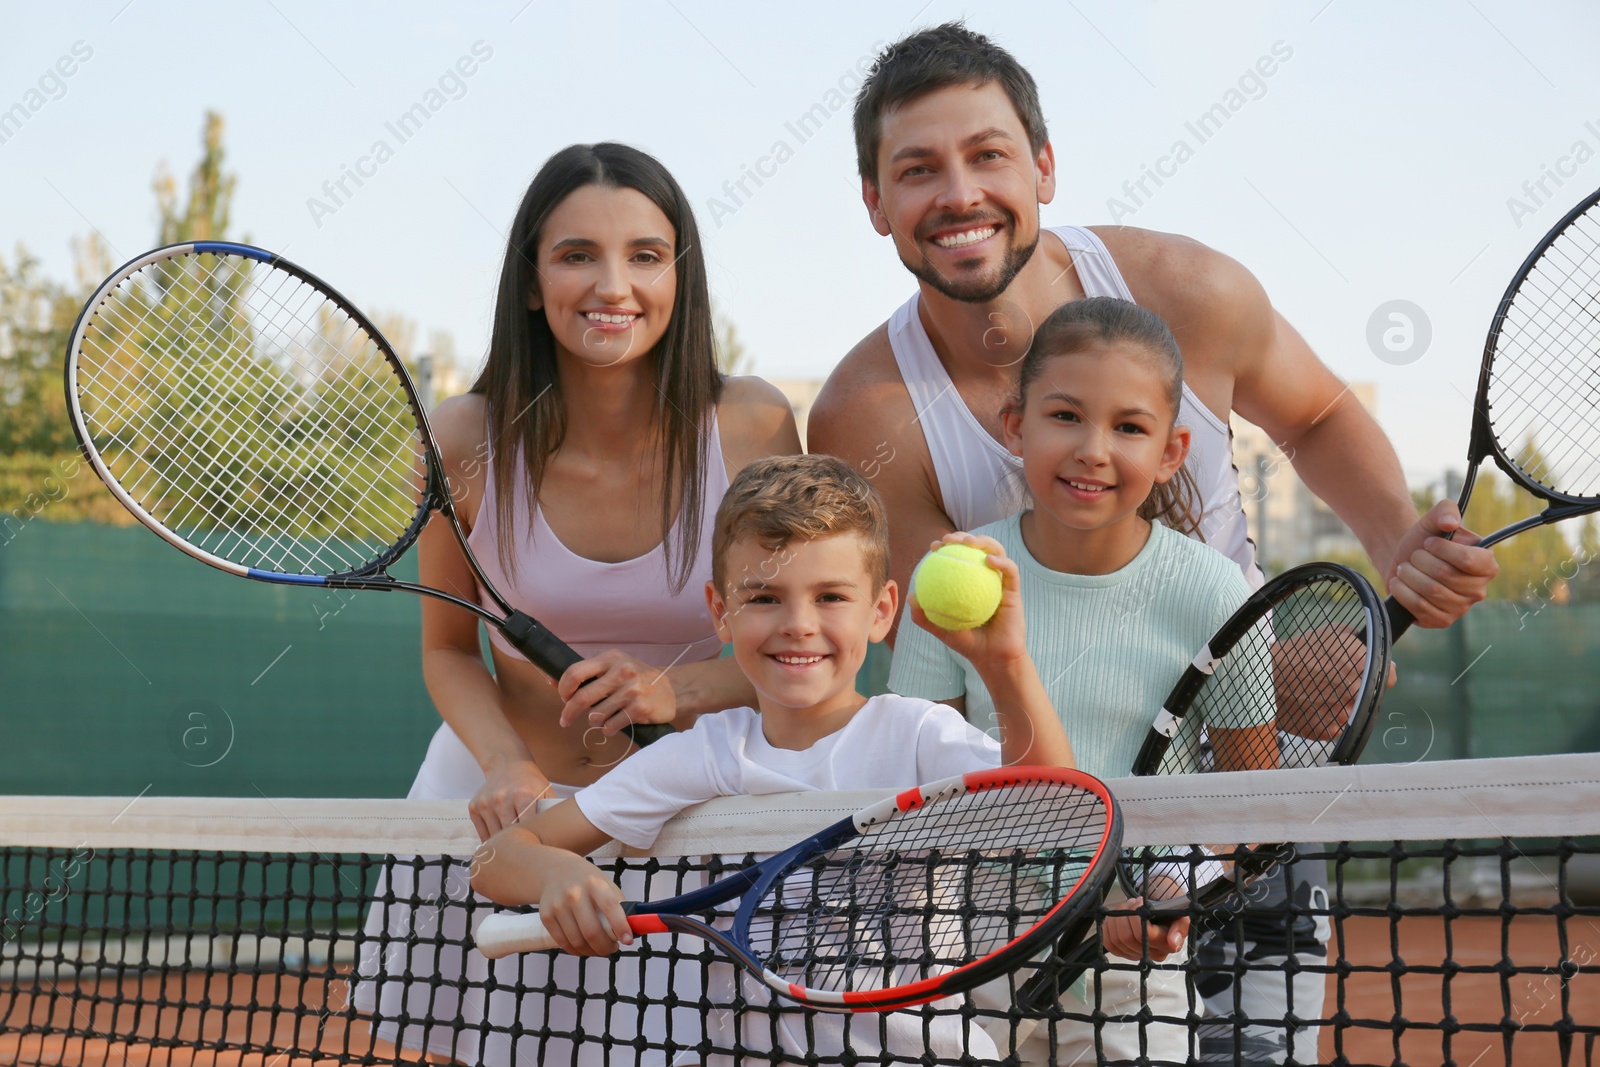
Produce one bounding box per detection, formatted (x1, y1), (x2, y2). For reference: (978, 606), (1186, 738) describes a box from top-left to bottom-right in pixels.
(354, 143), (800, 1065)
(887, 296), (1275, 1064)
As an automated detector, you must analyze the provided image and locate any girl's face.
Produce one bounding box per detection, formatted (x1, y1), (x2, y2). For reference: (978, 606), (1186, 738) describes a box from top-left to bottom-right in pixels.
(1001, 343), (1190, 534)
(529, 184), (678, 368)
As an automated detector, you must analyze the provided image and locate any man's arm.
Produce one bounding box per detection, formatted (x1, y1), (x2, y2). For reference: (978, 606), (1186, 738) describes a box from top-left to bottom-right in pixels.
(1115, 229), (1496, 627)
(809, 331), (956, 645)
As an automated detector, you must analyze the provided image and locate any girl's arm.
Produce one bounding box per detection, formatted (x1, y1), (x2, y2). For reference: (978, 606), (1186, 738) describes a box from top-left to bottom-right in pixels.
(422, 396), (554, 841)
(906, 533), (1075, 769)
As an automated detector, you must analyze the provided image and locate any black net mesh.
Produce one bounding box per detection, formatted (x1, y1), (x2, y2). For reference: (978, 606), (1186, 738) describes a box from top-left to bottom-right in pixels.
(4, 784), (1598, 1066)
(751, 776), (1109, 1001)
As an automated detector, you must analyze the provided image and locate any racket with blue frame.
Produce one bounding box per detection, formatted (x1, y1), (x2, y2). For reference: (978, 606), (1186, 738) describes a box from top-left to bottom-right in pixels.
(475, 766), (1122, 1013)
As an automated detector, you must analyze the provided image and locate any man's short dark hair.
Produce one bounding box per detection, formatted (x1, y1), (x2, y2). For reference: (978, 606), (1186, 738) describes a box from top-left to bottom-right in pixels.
(853, 22), (1048, 185)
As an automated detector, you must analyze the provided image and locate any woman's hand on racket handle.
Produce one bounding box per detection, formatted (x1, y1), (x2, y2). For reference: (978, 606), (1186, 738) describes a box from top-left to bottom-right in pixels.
(1386, 501), (1498, 629)
(538, 851), (635, 956)
(1101, 897), (1188, 962)
(470, 759), (556, 841)
(909, 533), (1027, 669)
(557, 649), (677, 738)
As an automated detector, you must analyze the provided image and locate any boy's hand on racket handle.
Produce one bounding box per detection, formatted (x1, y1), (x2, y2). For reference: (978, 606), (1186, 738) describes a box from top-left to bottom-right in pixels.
(1386, 501), (1498, 629)
(1101, 896), (1188, 962)
(470, 759), (556, 841)
(909, 533), (1026, 667)
(538, 851), (635, 956)
(557, 649), (677, 737)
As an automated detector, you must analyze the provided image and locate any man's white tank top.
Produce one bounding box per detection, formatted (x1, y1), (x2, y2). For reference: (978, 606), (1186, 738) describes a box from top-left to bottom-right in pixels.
(887, 224), (1263, 588)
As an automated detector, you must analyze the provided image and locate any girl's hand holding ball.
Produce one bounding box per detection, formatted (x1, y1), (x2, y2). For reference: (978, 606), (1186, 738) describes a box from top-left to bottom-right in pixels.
(909, 533), (1026, 668)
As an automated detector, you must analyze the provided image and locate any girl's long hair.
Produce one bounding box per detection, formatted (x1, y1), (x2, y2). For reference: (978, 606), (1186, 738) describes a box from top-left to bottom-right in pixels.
(472, 143), (722, 590)
(1012, 296), (1204, 538)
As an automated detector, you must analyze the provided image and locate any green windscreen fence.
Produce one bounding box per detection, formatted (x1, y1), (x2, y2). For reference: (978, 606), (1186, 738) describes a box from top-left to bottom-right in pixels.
(2, 521), (440, 798)
(3, 520), (1598, 796)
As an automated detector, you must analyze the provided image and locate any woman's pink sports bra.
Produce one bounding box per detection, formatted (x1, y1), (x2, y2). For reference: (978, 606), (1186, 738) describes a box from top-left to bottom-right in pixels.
(466, 415), (729, 668)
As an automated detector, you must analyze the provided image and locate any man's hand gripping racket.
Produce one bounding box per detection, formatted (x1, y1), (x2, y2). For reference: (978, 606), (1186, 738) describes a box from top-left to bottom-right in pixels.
(1389, 185), (1600, 636)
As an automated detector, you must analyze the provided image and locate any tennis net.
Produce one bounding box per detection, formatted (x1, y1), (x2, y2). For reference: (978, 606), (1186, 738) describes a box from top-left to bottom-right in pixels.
(3, 753), (1599, 1066)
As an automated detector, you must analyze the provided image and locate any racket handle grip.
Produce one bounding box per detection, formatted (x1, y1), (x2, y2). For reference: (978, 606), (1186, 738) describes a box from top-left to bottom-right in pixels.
(498, 612), (672, 747)
(499, 611), (584, 679)
(475, 912), (557, 957)
(476, 912), (658, 958)
(1383, 595), (1418, 641)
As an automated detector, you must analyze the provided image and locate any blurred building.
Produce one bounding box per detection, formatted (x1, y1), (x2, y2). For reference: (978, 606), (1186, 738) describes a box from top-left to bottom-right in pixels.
(1230, 382), (1375, 575)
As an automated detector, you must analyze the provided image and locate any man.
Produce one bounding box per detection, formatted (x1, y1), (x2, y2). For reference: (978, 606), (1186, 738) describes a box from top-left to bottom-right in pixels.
(809, 22), (1497, 1065)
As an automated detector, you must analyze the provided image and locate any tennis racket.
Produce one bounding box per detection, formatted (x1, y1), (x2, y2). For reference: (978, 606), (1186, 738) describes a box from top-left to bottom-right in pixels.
(997, 563), (1391, 1035)
(64, 241), (667, 745)
(474, 766), (1122, 1013)
(1388, 185), (1600, 638)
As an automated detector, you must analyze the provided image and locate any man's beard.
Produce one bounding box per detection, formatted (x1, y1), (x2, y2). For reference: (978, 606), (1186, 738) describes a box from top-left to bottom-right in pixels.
(903, 224), (1041, 304)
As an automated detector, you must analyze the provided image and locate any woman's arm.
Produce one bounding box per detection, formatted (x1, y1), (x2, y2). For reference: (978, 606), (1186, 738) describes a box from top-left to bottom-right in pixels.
(422, 395), (555, 841)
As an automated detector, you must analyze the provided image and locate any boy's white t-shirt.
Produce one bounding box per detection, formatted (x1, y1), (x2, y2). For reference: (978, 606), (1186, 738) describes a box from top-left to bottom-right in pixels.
(575, 694), (1002, 847)
(572, 694), (1005, 1065)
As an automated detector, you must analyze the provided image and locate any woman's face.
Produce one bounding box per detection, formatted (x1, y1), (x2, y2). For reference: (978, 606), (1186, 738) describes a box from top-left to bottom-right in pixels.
(529, 184), (679, 369)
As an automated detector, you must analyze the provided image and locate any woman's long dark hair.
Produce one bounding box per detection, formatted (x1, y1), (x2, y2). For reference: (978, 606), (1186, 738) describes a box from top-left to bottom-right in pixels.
(1011, 297), (1204, 538)
(472, 143), (722, 591)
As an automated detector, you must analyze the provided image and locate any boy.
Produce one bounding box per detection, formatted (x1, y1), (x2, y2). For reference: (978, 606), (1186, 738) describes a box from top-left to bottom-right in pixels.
(471, 453), (1073, 1063)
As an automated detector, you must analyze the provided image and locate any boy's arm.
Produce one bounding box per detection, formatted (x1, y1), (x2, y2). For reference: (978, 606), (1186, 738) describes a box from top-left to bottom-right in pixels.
(470, 800), (636, 955)
(906, 532), (1074, 768)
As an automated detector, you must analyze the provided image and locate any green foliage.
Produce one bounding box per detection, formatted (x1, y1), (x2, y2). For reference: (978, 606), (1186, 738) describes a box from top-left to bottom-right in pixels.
(0, 451), (133, 526)
(156, 111), (236, 246)
(1460, 463), (1579, 601)
(714, 311), (750, 375)
(1316, 544), (1385, 593)
(0, 249), (82, 455)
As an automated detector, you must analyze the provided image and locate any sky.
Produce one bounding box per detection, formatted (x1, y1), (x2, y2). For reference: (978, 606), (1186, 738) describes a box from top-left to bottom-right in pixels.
(4, 0), (1599, 489)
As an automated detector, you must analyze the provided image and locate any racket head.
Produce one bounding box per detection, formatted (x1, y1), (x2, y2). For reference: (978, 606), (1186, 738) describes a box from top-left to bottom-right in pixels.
(65, 242), (438, 581)
(1135, 561), (1392, 777)
(725, 767), (1122, 1012)
(1472, 185), (1600, 515)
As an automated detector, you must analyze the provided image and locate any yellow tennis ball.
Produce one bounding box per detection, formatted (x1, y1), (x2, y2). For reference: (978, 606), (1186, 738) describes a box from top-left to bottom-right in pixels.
(913, 543), (1002, 631)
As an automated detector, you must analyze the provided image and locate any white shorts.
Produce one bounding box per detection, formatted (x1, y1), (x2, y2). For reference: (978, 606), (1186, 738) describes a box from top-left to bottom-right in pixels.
(351, 723), (702, 1067)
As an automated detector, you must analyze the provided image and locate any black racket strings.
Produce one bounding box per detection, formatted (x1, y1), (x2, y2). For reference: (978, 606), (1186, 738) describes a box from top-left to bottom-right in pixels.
(76, 253), (425, 573)
(1488, 206), (1600, 499)
(747, 780), (1108, 995)
(1156, 573), (1378, 776)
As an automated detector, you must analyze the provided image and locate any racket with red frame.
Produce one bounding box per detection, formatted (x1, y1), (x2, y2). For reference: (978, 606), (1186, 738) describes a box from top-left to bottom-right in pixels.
(475, 766), (1121, 1013)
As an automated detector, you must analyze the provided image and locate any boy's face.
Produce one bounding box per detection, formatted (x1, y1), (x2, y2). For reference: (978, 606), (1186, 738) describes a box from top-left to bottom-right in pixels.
(707, 532), (897, 718)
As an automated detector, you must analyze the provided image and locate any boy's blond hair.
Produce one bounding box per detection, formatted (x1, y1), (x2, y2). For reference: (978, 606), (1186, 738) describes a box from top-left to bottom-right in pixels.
(712, 454), (890, 593)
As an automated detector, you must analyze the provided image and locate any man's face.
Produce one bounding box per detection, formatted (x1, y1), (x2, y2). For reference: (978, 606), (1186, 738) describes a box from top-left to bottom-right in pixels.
(863, 81), (1056, 304)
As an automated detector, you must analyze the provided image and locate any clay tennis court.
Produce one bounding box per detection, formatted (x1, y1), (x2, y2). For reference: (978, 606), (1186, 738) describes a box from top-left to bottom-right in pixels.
(4, 914), (1596, 1066)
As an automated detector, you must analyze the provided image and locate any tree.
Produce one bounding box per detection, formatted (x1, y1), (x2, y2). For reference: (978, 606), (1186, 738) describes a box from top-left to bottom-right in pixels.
(714, 312), (750, 375)
(0, 248), (79, 455)
(1459, 458), (1574, 602)
(1, 114), (242, 521)
(156, 111), (236, 245)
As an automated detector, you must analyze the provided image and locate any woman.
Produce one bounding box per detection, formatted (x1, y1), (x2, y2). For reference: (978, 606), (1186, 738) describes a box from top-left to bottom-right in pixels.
(355, 142), (799, 1065)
